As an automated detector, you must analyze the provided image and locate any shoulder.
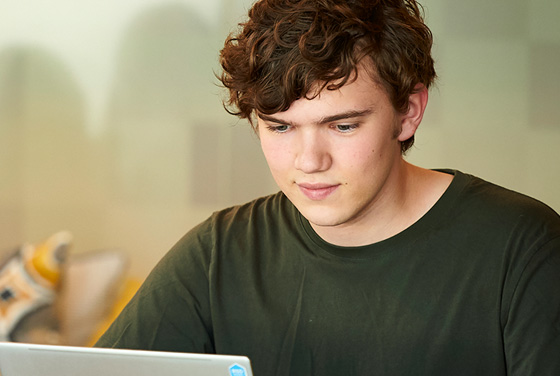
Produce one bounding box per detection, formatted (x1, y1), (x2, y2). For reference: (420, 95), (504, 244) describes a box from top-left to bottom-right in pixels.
(449, 171), (560, 259)
(162, 191), (296, 262)
(138, 192), (291, 291)
(210, 191), (293, 227)
(454, 170), (560, 226)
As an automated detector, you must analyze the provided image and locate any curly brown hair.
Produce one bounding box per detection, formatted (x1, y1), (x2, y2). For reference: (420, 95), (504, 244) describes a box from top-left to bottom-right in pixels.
(219, 0), (436, 153)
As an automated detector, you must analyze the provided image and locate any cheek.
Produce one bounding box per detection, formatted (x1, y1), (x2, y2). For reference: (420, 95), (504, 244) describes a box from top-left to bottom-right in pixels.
(260, 139), (289, 171)
(346, 141), (379, 169)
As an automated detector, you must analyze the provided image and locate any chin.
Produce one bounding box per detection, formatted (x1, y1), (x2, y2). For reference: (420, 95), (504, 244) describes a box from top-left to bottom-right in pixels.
(299, 207), (348, 228)
(286, 192), (352, 227)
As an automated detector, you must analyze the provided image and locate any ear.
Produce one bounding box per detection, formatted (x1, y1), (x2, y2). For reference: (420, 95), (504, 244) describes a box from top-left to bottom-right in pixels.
(397, 84), (429, 142)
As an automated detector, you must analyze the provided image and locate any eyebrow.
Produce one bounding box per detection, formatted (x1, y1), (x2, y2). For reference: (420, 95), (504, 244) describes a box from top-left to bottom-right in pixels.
(257, 109), (373, 126)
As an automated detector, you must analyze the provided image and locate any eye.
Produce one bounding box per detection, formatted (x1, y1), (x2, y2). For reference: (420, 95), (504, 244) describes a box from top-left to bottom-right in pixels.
(333, 124), (358, 133)
(266, 124), (291, 133)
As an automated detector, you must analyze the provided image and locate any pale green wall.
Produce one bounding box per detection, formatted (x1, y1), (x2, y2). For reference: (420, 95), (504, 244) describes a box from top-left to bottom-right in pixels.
(1, 0), (558, 278)
(409, 0), (560, 212)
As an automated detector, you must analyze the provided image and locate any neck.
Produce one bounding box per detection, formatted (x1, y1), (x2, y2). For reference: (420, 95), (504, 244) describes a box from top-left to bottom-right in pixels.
(310, 162), (452, 247)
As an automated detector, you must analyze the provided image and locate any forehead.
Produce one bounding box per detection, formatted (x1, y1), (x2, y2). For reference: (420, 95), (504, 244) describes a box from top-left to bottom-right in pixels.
(309, 59), (384, 97)
(259, 65), (392, 122)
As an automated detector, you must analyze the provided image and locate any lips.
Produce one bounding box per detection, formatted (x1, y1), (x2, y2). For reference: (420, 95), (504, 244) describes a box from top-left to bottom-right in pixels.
(297, 183), (340, 201)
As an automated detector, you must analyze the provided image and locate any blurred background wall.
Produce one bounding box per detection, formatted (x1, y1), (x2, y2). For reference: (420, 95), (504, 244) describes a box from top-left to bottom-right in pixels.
(0, 0), (558, 279)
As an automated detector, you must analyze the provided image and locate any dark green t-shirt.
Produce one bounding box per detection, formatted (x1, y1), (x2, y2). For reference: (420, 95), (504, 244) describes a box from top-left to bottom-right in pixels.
(96, 170), (560, 375)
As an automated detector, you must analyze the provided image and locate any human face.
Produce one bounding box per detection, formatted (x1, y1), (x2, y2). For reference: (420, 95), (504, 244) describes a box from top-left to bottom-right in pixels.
(258, 68), (416, 244)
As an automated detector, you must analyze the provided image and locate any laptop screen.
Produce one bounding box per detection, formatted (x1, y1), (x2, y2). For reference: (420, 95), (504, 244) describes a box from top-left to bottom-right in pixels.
(0, 342), (253, 376)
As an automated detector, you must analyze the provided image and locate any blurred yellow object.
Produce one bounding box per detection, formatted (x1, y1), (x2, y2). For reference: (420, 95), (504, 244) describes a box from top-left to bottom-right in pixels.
(24, 231), (72, 288)
(87, 277), (142, 346)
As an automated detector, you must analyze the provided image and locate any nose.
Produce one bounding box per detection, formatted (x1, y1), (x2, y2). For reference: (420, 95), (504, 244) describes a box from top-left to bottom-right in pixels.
(294, 131), (332, 173)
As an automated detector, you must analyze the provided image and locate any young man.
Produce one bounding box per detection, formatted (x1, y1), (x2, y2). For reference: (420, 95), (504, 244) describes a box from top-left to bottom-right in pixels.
(96, 0), (560, 375)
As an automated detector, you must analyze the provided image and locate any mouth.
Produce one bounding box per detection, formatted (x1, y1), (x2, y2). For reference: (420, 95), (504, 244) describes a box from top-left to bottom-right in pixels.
(297, 183), (340, 201)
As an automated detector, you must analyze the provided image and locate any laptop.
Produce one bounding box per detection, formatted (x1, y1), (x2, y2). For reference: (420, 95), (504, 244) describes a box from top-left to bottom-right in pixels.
(0, 342), (253, 376)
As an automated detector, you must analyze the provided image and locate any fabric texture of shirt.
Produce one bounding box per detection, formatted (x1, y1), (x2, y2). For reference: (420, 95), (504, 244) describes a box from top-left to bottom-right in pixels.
(96, 170), (560, 376)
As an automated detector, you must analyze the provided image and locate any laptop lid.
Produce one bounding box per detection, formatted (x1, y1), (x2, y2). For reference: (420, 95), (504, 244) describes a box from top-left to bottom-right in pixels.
(0, 342), (253, 376)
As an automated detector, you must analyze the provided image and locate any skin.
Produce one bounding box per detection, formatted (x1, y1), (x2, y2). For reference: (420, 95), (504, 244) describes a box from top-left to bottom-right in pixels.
(257, 64), (453, 247)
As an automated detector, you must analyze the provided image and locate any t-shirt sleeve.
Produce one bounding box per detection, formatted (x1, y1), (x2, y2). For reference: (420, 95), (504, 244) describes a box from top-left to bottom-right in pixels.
(94, 219), (215, 353)
(504, 234), (560, 375)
